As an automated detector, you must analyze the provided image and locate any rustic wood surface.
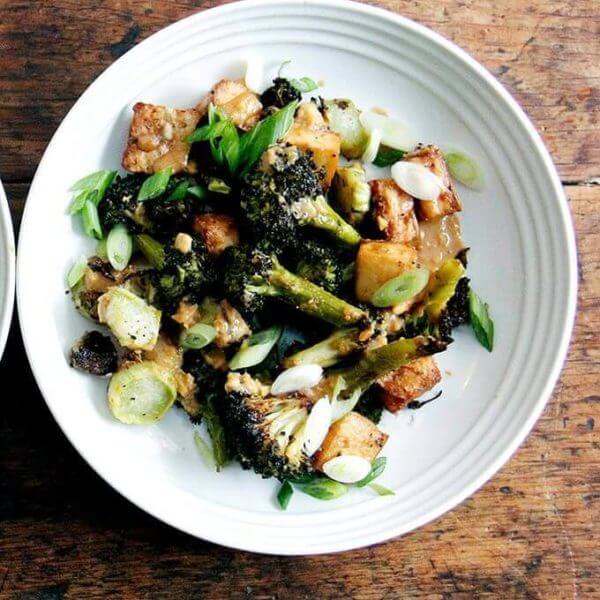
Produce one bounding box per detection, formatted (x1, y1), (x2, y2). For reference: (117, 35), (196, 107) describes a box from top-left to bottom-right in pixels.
(0, 1), (598, 598)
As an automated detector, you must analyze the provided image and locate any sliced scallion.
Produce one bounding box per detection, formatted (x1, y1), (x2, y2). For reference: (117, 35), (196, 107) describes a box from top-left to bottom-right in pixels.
(298, 478), (348, 500)
(229, 325), (282, 370)
(445, 151), (484, 190)
(167, 180), (190, 201)
(371, 268), (430, 307)
(193, 431), (217, 470)
(106, 224), (133, 271)
(66, 256), (88, 288)
(187, 185), (207, 200)
(180, 323), (217, 350)
(81, 199), (103, 240)
(369, 483), (395, 496)
(277, 480), (294, 510)
(137, 167), (173, 201)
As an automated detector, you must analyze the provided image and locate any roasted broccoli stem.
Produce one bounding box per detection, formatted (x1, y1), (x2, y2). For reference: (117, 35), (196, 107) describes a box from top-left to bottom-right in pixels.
(240, 144), (361, 251)
(223, 245), (366, 327)
(283, 327), (362, 368)
(140, 234), (217, 311)
(294, 239), (348, 295)
(260, 78), (302, 110)
(286, 258), (469, 368)
(222, 335), (441, 480)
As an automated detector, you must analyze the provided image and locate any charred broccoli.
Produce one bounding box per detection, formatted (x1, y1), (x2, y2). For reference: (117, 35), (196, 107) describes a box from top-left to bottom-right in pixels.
(99, 174), (195, 235)
(240, 144), (361, 251)
(222, 335), (441, 479)
(285, 258), (469, 368)
(222, 245), (366, 327)
(140, 234), (217, 311)
(98, 173), (145, 232)
(294, 239), (348, 295)
(69, 331), (118, 375)
(260, 78), (302, 110)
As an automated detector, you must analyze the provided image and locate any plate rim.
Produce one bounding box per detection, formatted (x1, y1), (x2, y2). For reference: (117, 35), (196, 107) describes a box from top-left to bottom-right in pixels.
(0, 176), (15, 362)
(16, 0), (577, 554)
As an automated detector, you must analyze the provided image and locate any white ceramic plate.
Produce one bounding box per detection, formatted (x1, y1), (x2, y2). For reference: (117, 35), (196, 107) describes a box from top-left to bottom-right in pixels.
(17, 0), (576, 554)
(0, 177), (15, 361)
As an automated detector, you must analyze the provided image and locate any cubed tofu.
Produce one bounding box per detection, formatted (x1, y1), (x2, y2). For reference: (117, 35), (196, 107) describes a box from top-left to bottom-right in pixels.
(370, 179), (419, 243)
(312, 412), (388, 471)
(284, 102), (341, 189)
(196, 79), (262, 131)
(122, 102), (200, 174)
(404, 145), (462, 220)
(192, 213), (240, 255)
(378, 356), (442, 412)
(355, 240), (417, 303)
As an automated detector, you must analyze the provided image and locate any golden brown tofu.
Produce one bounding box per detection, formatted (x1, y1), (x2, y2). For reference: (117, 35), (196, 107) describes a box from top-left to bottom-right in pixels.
(404, 145), (462, 220)
(370, 179), (419, 243)
(122, 102), (200, 174)
(312, 412), (388, 471)
(355, 240), (418, 303)
(284, 103), (341, 189)
(196, 79), (262, 130)
(192, 213), (240, 255)
(378, 356), (442, 412)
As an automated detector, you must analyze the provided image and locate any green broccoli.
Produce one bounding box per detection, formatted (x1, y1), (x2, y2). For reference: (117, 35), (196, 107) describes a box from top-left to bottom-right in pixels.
(222, 245), (366, 327)
(222, 335), (442, 480)
(240, 144), (361, 251)
(137, 233), (217, 311)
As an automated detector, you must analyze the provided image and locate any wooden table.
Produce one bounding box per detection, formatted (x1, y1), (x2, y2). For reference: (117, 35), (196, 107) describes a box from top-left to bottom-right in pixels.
(1, 1), (598, 597)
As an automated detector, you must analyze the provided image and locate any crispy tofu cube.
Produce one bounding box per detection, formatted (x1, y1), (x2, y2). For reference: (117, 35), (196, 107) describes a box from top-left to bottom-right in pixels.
(404, 145), (462, 220)
(355, 240), (417, 303)
(192, 213), (240, 255)
(122, 102), (200, 174)
(284, 103), (341, 189)
(312, 412), (388, 471)
(370, 179), (419, 243)
(196, 79), (262, 131)
(378, 356), (442, 412)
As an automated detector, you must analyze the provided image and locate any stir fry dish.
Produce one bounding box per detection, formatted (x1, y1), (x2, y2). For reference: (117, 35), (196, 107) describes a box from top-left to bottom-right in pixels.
(66, 62), (494, 508)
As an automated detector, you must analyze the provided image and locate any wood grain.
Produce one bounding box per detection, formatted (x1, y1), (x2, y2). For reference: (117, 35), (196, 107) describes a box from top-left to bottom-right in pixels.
(0, 0), (598, 183)
(0, 1), (598, 598)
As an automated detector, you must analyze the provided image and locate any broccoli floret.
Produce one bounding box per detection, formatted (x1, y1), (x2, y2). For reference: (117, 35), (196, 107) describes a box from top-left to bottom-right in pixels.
(224, 387), (314, 479)
(98, 173), (145, 232)
(144, 178), (196, 236)
(222, 245), (366, 327)
(221, 335), (442, 480)
(260, 78), (302, 110)
(294, 239), (347, 294)
(146, 234), (217, 311)
(240, 144), (361, 251)
(99, 174), (195, 235)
